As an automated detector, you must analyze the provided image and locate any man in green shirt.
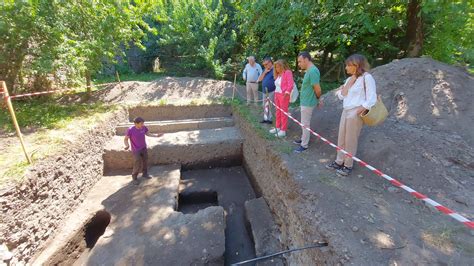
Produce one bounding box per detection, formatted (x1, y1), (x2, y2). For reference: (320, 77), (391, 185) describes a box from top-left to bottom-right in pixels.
(294, 51), (322, 153)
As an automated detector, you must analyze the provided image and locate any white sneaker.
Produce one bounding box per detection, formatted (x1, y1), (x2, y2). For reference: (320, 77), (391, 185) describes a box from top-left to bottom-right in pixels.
(276, 130), (286, 137)
(269, 128), (277, 134)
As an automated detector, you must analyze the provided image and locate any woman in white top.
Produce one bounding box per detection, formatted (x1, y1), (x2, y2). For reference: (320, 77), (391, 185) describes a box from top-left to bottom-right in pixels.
(326, 54), (377, 176)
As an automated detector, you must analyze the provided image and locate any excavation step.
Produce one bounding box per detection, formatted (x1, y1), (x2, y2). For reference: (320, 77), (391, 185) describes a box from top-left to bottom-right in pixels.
(115, 117), (234, 135)
(33, 165), (184, 265)
(128, 104), (232, 121)
(103, 127), (243, 171)
(245, 197), (285, 266)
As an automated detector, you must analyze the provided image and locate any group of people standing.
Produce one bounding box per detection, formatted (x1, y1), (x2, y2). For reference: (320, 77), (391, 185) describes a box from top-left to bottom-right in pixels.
(242, 52), (377, 176)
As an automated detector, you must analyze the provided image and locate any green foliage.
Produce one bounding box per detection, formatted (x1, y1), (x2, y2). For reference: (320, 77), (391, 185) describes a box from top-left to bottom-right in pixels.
(0, 100), (111, 132)
(240, 0), (407, 70)
(1, 0), (472, 96)
(0, 0), (154, 93)
(311, 1), (407, 62)
(150, 0), (239, 79)
(422, 0), (474, 65)
(239, 0), (311, 66)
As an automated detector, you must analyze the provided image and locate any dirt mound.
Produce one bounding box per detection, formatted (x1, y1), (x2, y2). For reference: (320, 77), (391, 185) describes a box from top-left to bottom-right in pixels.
(318, 57), (474, 211)
(302, 58), (474, 263)
(88, 76), (237, 104)
(325, 57), (474, 146)
(375, 58), (474, 146)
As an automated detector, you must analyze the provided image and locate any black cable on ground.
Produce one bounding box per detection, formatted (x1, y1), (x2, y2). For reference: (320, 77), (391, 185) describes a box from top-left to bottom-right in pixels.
(230, 242), (329, 265)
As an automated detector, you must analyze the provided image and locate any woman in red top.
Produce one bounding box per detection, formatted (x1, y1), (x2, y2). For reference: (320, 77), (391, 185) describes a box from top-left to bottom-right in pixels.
(269, 59), (294, 137)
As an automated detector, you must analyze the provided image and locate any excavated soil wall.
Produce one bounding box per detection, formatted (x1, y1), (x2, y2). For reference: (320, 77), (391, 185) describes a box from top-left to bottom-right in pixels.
(0, 109), (127, 265)
(128, 104), (232, 121)
(233, 109), (340, 265)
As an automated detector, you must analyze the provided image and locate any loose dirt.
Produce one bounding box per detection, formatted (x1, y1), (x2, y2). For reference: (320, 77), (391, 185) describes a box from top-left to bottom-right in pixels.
(88, 76), (237, 104)
(239, 57), (473, 264)
(1, 58), (473, 264)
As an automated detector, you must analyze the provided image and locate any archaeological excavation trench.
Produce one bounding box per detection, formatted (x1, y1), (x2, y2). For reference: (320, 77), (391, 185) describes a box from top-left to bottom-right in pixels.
(32, 104), (301, 265)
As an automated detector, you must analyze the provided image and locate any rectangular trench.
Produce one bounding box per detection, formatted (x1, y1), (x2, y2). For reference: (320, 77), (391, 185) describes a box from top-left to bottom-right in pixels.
(34, 104), (293, 266)
(179, 167), (257, 265)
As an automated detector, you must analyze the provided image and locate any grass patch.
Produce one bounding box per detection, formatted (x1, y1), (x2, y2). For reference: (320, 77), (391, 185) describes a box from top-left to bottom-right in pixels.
(1, 99), (112, 132)
(422, 225), (474, 255)
(0, 102), (117, 187)
(0, 161), (30, 184)
(0, 98), (116, 186)
(231, 98), (275, 141)
(275, 142), (293, 155)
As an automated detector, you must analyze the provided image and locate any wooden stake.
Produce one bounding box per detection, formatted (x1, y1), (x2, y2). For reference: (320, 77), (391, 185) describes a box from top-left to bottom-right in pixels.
(1, 81), (31, 163)
(115, 71), (121, 83)
(232, 73), (237, 101)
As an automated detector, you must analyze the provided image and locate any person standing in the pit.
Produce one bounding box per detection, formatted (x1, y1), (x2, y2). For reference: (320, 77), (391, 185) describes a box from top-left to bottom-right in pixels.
(326, 54), (377, 176)
(257, 57), (276, 124)
(124, 117), (163, 185)
(293, 51), (322, 153)
(242, 56), (263, 105)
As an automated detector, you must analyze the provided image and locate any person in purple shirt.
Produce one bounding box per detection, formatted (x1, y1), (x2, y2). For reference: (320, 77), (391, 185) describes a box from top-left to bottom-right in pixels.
(124, 117), (162, 184)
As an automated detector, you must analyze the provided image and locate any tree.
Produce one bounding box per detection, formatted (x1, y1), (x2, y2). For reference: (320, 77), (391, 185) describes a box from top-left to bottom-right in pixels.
(0, 0), (154, 93)
(238, 0), (312, 70)
(153, 0), (239, 78)
(422, 0), (473, 65)
(406, 0), (423, 57)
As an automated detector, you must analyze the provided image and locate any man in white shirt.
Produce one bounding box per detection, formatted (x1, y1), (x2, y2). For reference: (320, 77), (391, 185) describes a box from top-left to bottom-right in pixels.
(242, 56), (262, 105)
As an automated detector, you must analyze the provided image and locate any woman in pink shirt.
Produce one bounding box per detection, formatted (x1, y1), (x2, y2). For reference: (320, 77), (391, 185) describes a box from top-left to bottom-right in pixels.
(269, 59), (294, 137)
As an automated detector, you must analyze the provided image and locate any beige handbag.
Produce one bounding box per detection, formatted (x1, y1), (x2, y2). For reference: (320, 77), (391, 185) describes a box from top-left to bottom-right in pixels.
(360, 75), (388, 126)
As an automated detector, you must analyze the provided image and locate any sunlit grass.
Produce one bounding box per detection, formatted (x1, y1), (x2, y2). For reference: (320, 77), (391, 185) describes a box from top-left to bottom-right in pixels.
(0, 102), (117, 187)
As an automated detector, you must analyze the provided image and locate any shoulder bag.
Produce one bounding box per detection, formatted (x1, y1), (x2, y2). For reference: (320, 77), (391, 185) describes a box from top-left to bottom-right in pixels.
(359, 75), (388, 126)
(290, 82), (299, 103)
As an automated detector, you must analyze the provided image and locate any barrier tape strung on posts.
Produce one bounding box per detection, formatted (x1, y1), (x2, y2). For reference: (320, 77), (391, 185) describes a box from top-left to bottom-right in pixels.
(265, 95), (474, 229)
(6, 82), (119, 99)
(234, 85), (265, 102)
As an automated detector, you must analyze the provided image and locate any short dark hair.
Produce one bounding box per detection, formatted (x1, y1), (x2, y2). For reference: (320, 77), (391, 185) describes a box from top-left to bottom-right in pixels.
(133, 117), (145, 124)
(263, 56), (273, 63)
(298, 51), (312, 61)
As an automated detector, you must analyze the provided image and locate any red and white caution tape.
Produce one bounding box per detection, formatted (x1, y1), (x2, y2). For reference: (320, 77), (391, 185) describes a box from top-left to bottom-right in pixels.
(266, 96), (474, 229)
(234, 86), (265, 102)
(6, 82), (118, 99)
(8, 87), (80, 99)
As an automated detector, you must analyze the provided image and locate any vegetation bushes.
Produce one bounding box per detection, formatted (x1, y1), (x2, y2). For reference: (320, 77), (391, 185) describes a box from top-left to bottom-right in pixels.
(0, 0), (472, 93)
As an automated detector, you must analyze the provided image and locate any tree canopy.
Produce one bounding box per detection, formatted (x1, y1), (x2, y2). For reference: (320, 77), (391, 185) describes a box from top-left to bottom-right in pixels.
(0, 0), (472, 93)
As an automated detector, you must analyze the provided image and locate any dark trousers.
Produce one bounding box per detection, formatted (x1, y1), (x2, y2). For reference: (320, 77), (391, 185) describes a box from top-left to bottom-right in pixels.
(132, 148), (148, 178)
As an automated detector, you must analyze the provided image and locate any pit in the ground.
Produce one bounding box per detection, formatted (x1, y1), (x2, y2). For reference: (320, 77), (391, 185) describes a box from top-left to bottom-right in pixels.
(178, 191), (219, 214)
(84, 210), (111, 248)
(179, 166), (257, 265)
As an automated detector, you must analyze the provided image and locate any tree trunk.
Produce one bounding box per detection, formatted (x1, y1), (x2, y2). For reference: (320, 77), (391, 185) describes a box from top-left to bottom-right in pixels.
(321, 50), (329, 72)
(85, 70), (92, 94)
(406, 0), (423, 57)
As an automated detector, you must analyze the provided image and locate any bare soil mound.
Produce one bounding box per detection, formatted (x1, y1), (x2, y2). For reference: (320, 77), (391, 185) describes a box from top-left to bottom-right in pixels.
(294, 57), (474, 264)
(2, 58), (472, 264)
(375, 58), (473, 145)
(325, 58), (474, 145)
(88, 76), (237, 104)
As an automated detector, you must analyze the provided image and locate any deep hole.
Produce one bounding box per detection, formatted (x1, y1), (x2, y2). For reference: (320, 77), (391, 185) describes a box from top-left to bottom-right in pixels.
(178, 191), (218, 214)
(84, 210), (111, 248)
